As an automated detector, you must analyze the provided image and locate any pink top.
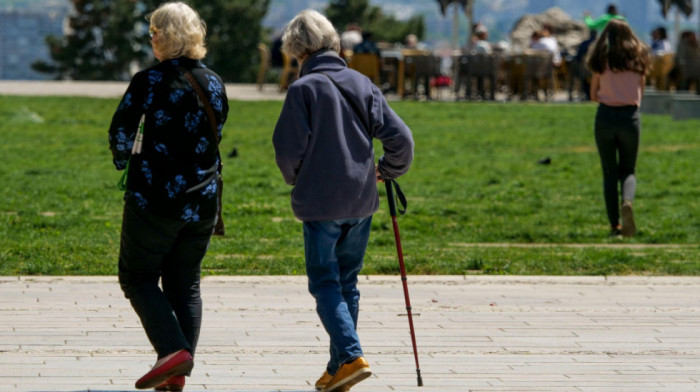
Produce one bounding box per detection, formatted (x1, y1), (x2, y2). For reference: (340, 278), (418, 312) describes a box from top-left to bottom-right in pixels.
(597, 69), (643, 106)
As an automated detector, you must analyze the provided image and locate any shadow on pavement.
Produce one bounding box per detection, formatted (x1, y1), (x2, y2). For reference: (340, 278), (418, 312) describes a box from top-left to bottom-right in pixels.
(31, 390), (316, 392)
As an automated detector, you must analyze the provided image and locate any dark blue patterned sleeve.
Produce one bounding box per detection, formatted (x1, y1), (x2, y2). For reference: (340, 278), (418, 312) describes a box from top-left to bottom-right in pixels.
(108, 73), (148, 170)
(206, 74), (228, 141)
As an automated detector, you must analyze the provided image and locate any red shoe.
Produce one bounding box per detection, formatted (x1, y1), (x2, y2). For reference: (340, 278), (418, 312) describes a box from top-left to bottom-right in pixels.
(135, 350), (193, 390)
(155, 375), (186, 391)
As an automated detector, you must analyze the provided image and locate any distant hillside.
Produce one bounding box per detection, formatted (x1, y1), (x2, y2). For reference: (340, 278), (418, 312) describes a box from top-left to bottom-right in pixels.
(263, 0), (688, 47)
(2, 0), (694, 47)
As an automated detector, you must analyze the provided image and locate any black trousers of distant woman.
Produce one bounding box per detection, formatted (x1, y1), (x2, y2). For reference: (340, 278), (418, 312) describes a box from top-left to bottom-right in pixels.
(594, 103), (640, 228)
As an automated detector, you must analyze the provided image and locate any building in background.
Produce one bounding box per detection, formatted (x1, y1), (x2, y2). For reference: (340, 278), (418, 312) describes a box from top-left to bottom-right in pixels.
(0, 1), (70, 80)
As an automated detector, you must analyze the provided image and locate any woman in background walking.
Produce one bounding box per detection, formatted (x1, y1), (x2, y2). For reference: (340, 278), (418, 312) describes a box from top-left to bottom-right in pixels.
(586, 19), (650, 237)
(108, 2), (228, 390)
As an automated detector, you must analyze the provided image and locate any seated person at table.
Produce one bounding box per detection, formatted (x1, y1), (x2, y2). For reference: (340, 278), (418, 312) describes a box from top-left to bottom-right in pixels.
(575, 30), (598, 100)
(405, 33), (428, 50)
(531, 26), (562, 66)
(405, 34), (418, 49)
(353, 32), (380, 56)
(340, 23), (363, 52)
(669, 30), (700, 89)
(270, 34), (284, 67)
(651, 26), (672, 55)
(472, 24), (492, 54)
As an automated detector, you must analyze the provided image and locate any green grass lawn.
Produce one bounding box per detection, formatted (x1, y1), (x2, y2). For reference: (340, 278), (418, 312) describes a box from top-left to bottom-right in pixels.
(0, 96), (698, 276)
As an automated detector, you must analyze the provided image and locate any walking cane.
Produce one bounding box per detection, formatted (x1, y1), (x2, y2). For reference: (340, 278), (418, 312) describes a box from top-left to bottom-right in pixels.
(385, 179), (423, 387)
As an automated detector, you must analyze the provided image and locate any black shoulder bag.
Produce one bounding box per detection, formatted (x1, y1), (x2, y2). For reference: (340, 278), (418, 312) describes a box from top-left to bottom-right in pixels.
(178, 66), (226, 236)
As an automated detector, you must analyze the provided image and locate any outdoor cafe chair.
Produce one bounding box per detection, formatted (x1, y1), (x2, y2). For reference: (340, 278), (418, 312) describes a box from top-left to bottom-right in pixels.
(509, 51), (555, 101)
(349, 53), (381, 85)
(256, 43), (270, 91)
(455, 52), (503, 100)
(649, 53), (674, 91)
(402, 50), (441, 100)
(678, 54), (700, 94)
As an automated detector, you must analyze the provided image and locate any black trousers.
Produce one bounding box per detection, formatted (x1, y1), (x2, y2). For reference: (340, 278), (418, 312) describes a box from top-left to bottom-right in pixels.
(118, 200), (215, 359)
(594, 104), (640, 227)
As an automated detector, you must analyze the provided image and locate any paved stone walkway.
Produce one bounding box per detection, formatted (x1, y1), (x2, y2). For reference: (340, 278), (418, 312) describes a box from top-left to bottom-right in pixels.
(0, 81), (572, 102)
(0, 81), (286, 101)
(2, 275), (700, 392)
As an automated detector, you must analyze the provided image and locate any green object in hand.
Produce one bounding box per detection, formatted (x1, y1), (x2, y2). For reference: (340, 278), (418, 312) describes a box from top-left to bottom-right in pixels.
(117, 158), (131, 191)
(117, 115), (145, 191)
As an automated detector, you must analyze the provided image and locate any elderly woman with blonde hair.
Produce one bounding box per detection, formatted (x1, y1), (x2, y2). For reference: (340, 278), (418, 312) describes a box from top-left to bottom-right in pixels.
(273, 10), (414, 392)
(108, 2), (228, 390)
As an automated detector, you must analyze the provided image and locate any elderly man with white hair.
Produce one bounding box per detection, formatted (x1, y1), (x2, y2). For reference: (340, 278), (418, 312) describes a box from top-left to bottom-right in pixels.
(273, 9), (414, 392)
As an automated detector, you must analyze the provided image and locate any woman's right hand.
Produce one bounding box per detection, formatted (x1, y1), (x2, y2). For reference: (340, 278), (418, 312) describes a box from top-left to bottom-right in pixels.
(375, 165), (384, 183)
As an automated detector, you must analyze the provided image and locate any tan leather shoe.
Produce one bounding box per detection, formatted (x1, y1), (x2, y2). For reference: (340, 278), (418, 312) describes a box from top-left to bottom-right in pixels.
(316, 370), (351, 391)
(322, 357), (372, 392)
(315, 370), (333, 390)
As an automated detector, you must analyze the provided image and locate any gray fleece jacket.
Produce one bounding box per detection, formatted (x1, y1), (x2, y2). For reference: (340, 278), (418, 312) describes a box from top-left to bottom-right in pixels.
(273, 50), (414, 221)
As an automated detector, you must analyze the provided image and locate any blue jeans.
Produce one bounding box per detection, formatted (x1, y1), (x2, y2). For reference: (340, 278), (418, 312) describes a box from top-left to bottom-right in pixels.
(303, 216), (372, 375)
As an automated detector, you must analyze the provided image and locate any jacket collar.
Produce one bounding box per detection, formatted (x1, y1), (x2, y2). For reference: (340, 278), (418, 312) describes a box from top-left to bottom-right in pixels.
(162, 57), (205, 69)
(299, 49), (346, 77)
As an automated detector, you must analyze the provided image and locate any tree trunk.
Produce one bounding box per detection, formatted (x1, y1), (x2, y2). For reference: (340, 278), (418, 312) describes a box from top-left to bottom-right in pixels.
(464, 1), (473, 51)
(452, 4), (459, 49)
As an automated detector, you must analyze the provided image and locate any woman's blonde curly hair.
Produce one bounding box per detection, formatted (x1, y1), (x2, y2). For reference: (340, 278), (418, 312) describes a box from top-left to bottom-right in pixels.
(148, 2), (207, 60)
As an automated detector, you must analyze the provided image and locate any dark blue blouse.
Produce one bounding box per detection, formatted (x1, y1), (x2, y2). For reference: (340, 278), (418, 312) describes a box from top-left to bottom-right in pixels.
(109, 57), (229, 222)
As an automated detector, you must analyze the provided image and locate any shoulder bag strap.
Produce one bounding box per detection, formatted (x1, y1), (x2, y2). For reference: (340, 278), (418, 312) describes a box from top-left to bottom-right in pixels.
(318, 71), (371, 134)
(319, 71), (407, 214)
(177, 66), (221, 146)
(177, 65), (226, 235)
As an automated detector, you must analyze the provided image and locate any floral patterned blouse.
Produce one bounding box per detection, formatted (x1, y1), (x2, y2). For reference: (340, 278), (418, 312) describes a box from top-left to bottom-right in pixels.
(108, 57), (228, 222)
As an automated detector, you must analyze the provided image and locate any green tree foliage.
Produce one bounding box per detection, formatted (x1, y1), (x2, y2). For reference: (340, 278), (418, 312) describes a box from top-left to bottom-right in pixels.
(325, 0), (425, 44)
(183, 0), (270, 83)
(32, 0), (148, 80)
(32, 0), (269, 82)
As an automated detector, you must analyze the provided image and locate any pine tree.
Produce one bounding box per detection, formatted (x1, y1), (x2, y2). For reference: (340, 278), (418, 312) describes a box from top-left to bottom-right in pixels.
(185, 0), (270, 82)
(32, 0), (148, 80)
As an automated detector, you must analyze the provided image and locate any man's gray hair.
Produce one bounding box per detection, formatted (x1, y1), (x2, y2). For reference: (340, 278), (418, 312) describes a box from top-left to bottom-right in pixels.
(281, 10), (340, 59)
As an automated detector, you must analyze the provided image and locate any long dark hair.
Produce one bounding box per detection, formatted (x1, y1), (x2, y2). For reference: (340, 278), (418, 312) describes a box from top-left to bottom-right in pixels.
(586, 19), (650, 75)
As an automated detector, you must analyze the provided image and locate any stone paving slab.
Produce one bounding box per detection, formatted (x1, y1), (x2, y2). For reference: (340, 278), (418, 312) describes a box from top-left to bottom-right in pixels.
(1, 275), (700, 392)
